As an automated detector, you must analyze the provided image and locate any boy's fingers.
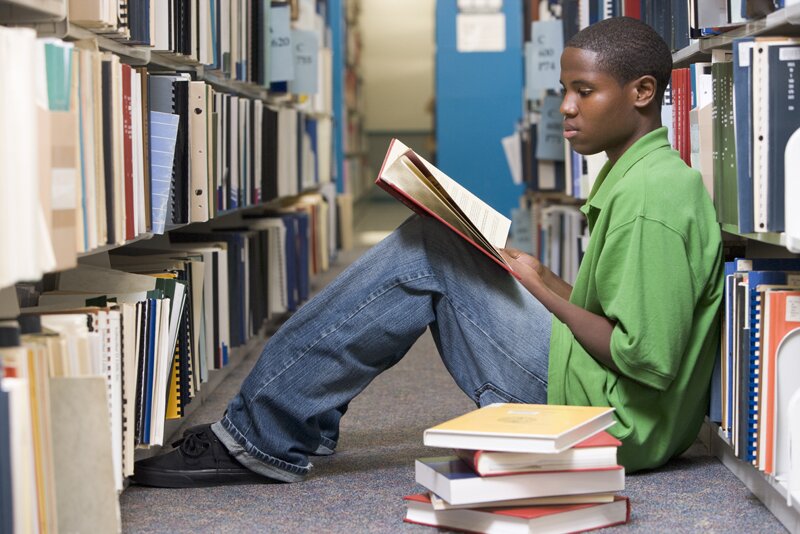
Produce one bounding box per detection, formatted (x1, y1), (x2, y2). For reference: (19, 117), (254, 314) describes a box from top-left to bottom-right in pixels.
(500, 247), (522, 259)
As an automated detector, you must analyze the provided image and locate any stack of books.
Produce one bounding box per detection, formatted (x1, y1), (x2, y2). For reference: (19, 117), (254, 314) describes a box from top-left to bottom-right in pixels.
(404, 403), (631, 533)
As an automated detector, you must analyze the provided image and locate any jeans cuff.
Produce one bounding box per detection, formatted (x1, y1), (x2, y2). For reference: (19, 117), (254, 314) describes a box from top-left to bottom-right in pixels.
(212, 418), (311, 483)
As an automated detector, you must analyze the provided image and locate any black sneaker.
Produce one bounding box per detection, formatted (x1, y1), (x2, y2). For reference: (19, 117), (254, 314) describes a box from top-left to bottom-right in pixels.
(132, 423), (275, 488)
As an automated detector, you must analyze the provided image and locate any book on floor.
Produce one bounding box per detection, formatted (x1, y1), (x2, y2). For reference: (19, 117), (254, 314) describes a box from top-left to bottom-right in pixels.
(423, 403), (616, 453)
(375, 138), (519, 279)
(454, 430), (621, 476)
(404, 493), (630, 534)
(415, 456), (625, 506)
(428, 491), (617, 511)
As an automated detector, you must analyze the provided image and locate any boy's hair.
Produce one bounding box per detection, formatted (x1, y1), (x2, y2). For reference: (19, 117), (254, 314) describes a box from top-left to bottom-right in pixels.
(565, 17), (673, 105)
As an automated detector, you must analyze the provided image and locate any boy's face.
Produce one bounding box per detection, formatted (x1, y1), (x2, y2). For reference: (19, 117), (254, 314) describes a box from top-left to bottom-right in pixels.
(559, 47), (641, 162)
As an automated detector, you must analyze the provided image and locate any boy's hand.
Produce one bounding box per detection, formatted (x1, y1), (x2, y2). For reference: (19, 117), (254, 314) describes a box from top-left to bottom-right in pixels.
(499, 248), (547, 296)
(499, 248), (574, 301)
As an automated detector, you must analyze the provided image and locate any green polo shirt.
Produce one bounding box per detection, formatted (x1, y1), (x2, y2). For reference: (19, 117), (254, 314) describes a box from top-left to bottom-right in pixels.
(547, 127), (723, 472)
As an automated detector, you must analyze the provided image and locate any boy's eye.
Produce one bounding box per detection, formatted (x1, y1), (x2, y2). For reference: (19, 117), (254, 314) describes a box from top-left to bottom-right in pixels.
(579, 89), (592, 96)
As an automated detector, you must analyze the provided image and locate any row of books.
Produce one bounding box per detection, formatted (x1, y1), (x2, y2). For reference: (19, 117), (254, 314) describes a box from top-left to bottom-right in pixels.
(405, 403), (630, 533)
(712, 257), (800, 487)
(720, 37), (797, 239)
(666, 36), (799, 241)
(68, 0), (334, 98)
(560, 0), (791, 53)
(0, 25), (335, 292)
(1, 193), (335, 533)
(507, 200), (587, 285)
(1, 321), (121, 533)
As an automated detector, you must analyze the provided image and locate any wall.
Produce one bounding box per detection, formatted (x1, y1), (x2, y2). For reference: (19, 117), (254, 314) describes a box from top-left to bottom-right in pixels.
(359, 0), (435, 133)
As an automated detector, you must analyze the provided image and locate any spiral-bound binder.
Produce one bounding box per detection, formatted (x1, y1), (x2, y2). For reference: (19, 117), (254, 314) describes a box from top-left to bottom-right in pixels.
(745, 270), (796, 463)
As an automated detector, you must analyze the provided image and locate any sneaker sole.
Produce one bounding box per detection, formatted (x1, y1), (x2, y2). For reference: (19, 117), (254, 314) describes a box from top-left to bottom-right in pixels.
(132, 467), (276, 488)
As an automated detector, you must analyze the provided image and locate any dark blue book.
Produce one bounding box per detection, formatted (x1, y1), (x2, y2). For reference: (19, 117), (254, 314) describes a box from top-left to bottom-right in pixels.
(142, 297), (158, 444)
(295, 212), (311, 303)
(281, 215), (299, 312)
(560, 0), (581, 42)
(0, 378), (12, 534)
(767, 43), (800, 232)
(732, 38), (755, 234)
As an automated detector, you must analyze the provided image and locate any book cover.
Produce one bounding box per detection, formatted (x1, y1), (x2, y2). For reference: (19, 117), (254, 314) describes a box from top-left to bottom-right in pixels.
(121, 63), (135, 242)
(424, 403), (615, 453)
(404, 493), (630, 534)
(774, 301), (800, 478)
(743, 271), (795, 463)
(766, 44), (800, 232)
(0, 379), (12, 534)
(428, 491), (617, 511)
(376, 138), (518, 279)
(457, 431), (621, 476)
(50, 377), (120, 533)
(415, 456), (625, 506)
(732, 38), (755, 234)
(761, 289), (800, 474)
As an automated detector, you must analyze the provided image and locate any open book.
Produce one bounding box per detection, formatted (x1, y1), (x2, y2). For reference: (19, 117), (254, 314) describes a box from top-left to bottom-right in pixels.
(375, 139), (518, 278)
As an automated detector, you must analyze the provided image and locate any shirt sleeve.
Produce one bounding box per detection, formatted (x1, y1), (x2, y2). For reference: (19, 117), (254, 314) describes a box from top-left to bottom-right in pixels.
(594, 216), (698, 391)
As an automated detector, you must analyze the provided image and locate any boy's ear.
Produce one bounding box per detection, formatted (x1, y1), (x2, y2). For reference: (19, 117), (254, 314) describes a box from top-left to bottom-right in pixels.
(631, 75), (658, 109)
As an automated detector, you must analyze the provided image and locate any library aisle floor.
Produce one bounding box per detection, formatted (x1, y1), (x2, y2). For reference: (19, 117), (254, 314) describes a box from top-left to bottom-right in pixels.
(120, 192), (787, 533)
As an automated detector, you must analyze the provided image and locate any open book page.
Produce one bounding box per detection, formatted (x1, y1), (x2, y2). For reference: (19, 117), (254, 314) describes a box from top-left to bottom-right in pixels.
(380, 139), (511, 249)
(382, 155), (505, 266)
(409, 152), (511, 250)
(377, 139), (519, 277)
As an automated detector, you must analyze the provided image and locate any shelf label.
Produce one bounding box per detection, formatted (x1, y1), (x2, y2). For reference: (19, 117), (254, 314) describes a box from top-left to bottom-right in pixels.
(288, 30), (319, 94)
(270, 4), (295, 82)
(527, 20), (563, 95)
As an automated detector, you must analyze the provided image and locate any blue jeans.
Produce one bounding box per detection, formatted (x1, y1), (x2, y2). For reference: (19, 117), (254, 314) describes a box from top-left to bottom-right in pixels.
(212, 215), (552, 482)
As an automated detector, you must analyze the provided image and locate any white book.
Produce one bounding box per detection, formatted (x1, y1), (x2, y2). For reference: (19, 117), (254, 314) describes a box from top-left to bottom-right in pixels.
(153, 0), (169, 51)
(415, 456), (625, 506)
(150, 297), (171, 446)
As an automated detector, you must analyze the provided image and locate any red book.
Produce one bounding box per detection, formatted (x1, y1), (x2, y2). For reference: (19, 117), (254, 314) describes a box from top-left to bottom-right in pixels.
(456, 431), (621, 476)
(623, 0), (641, 19)
(121, 64), (135, 241)
(375, 138), (520, 280)
(671, 68), (692, 166)
(404, 493), (630, 534)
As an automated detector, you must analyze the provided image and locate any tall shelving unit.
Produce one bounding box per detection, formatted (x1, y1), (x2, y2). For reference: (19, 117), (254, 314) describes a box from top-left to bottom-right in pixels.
(669, 6), (800, 532)
(0, 1), (353, 530)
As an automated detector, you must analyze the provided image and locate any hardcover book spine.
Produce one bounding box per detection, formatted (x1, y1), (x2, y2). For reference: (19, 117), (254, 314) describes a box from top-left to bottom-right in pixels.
(733, 39), (755, 234)
(767, 45), (800, 232)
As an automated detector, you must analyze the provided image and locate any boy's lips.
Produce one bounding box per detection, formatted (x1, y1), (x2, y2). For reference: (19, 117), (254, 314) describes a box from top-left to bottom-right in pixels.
(563, 127), (579, 139)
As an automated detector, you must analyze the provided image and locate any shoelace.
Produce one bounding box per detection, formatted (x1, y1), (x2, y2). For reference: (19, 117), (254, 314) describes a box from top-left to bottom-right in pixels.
(173, 429), (211, 458)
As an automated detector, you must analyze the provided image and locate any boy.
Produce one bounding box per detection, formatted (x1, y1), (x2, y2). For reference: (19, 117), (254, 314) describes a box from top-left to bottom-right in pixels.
(133, 16), (722, 487)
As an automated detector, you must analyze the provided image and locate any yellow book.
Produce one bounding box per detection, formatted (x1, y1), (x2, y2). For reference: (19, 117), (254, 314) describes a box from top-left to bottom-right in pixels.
(165, 351), (181, 420)
(423, 403), (615, 454)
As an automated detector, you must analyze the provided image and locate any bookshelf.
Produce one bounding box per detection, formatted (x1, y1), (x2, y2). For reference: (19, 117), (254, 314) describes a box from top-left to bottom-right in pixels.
(0, 0), (64, 22)
(0, 1), (354, 531)
(673, 3), (800, 67)
(512, 4), (800, 532)
(672, 6), (800, 534)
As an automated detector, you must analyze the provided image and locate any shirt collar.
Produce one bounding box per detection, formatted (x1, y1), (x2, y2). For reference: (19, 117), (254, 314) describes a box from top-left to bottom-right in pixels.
(579, 127), (672, 217)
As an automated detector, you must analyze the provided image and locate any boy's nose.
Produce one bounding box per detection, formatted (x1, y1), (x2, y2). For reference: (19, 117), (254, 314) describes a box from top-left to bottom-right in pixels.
(560, 96), (577, 117)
